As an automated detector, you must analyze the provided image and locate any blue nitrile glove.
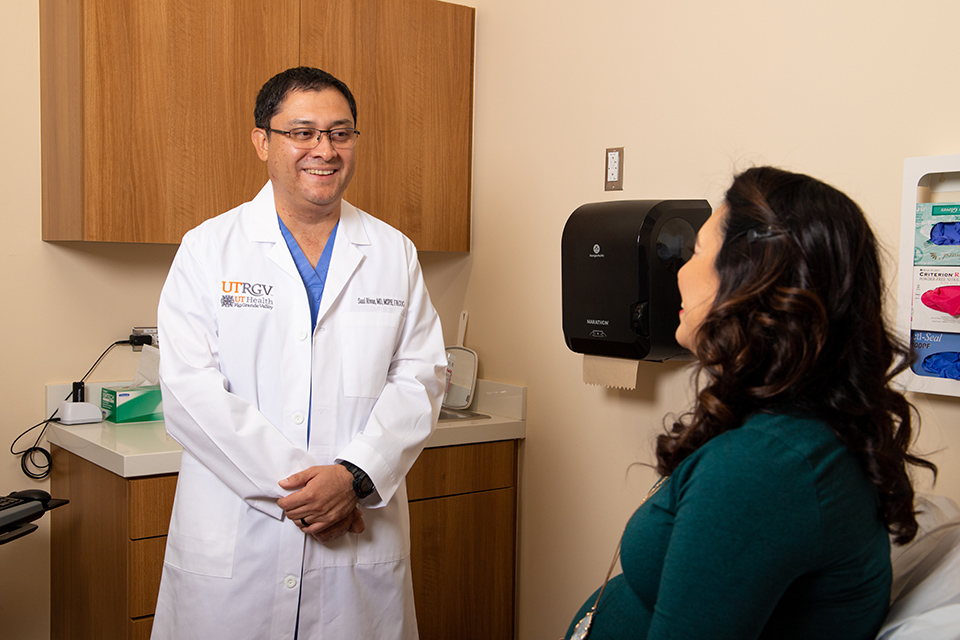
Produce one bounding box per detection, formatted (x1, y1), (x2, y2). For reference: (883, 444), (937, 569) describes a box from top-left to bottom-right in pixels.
(922, 352), (960, 379)
(930, 222), (960, 245)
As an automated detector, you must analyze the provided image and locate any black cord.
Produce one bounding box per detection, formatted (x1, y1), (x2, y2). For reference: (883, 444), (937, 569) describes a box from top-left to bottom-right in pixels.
(77, 340), (131, 385)
(10, 340), (132, 480)
(10, 416), (59, 479)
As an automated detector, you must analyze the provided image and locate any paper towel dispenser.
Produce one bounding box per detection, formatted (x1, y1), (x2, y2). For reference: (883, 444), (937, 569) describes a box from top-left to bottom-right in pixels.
(562, 199), (711, 361)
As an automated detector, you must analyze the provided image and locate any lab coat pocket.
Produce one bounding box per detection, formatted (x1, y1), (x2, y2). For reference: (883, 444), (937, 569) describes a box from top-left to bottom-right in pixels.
(165, 459), (241, 578)
(341, 312), (402, 398)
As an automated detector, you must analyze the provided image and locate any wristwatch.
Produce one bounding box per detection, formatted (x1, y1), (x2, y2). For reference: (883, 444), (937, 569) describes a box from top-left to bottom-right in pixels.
(338, 460), (375, 499)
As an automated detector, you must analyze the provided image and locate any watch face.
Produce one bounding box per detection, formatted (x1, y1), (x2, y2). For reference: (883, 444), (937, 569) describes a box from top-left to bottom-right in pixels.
(341, 460), (374, 498)
(357, 474), (374, 498)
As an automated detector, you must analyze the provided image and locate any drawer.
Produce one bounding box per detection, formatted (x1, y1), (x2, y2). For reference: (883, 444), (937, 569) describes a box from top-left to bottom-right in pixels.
(128, 536), (167, 618)
(407, 441), (517, 501)
(127, 474), (177, 539)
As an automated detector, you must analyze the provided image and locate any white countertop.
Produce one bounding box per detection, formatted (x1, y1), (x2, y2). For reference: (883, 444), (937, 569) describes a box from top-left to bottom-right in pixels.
(45, 379), (525, 478)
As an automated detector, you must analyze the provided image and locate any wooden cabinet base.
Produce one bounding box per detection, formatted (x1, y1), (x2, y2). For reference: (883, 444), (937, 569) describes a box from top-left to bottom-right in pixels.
(408, 440), (519, 640)
(50, 446), (175, 640)
(50, 440), (518, 638)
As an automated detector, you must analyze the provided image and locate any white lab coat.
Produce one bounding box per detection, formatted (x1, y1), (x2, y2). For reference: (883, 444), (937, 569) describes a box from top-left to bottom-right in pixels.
(152, 182), (446, 640)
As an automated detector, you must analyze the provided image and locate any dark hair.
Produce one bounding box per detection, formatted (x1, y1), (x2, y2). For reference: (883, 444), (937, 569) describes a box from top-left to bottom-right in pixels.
(656, 166), (936, 545)
(254, 66), (357, 130)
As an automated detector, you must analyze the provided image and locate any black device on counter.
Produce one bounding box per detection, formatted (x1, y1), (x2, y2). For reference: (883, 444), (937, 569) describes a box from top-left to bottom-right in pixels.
(0, 489), (69, 545)
(562, 199), (711, 362)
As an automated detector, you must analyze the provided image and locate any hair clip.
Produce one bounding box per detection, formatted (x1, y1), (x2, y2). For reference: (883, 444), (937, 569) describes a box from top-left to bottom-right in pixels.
(746, 228), (780, 243)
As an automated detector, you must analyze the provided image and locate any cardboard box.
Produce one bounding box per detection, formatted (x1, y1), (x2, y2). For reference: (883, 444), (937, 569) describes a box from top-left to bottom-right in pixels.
(914, 202), (960, 266)
(101, 385), (163, 423)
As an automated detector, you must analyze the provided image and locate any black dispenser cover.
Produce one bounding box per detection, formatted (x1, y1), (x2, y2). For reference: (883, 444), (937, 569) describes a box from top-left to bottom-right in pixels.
(562, 199), (711, 361)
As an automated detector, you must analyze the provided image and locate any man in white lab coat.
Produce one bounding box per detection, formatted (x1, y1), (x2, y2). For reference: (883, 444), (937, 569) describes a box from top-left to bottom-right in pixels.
(152, 67), (446, 640)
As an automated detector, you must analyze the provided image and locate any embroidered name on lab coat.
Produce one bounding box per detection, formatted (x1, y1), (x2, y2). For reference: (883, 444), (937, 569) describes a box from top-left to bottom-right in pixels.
(221, 280), (275, 309)
(357, 297), (406, 308)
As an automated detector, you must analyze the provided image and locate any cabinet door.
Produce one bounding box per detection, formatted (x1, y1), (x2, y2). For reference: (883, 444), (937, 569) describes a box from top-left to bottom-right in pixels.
(409, 488), (517, 640)
(41, 0), (299, 243)
(300, 0), (475, 252)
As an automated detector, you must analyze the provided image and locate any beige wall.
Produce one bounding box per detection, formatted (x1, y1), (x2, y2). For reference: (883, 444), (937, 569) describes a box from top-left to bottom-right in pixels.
(3, 1), (960, 639)
(1, 4), (178, 639)
(458, 1), (960, 638)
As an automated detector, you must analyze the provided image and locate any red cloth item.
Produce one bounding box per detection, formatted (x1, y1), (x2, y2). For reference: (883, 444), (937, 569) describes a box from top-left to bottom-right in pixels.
(921, 286), (960, 316)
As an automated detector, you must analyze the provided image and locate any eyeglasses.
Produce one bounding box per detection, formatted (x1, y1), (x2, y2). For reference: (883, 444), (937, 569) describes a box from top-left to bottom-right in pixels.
(267, 127), (360, 150)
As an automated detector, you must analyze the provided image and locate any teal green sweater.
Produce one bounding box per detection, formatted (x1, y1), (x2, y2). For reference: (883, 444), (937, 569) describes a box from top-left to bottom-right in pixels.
(567, 413), (891, 639)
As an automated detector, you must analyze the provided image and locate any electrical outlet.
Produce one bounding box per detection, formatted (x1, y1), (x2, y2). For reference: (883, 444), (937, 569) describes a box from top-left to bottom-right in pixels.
(605, 147), (623, 191)
(131, 326), (159, 352)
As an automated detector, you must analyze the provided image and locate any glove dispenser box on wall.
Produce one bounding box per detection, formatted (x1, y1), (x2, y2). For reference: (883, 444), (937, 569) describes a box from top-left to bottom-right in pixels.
(561, 199), (711, 362)
(897, 154), (960, 398)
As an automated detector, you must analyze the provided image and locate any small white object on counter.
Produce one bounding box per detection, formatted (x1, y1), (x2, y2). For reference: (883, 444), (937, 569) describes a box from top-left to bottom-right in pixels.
(57, 400), (106, 425)
(45, 379), (525, 478)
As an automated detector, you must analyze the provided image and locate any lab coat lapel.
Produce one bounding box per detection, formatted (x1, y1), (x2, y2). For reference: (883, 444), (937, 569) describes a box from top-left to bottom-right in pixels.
(243, 181), (305, 281)
(316, 201), (369, 326)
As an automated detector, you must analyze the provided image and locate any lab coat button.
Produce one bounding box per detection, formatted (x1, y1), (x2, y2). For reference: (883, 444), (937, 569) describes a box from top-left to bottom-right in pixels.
(297, 330), (308, 341)
(284, 575), (298, 589)
(293, 413), (305, 425)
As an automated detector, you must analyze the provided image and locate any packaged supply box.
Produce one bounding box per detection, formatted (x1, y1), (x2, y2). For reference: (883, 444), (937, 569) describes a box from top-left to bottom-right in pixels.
(912, 266), (960, 332)
(915, 202), (960, 266)
(101, 385), (163, 423)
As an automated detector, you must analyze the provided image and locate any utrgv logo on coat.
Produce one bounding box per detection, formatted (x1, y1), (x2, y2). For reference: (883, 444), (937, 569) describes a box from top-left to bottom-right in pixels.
(220, 281), (275, 310)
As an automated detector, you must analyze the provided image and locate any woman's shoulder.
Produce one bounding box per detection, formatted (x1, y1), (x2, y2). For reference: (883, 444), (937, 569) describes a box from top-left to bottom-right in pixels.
(695, 412), (836, 463)
(672, 412), (858, 500)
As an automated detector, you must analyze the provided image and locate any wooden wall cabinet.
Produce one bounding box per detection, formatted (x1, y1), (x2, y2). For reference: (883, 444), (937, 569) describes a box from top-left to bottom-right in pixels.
(40, 0), (474, 251)
(50, 440), (517, 639)
(304, 0), (475, 252)
(39, 0), (298, 244)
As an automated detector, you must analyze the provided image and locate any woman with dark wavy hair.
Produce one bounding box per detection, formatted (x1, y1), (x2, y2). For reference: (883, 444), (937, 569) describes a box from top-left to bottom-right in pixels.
(565, 167), (936, 640)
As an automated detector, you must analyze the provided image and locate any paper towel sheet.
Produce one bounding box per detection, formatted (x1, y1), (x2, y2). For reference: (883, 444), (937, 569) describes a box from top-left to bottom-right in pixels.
(583, 354), (639, 389)
(131, 344), (161, 387)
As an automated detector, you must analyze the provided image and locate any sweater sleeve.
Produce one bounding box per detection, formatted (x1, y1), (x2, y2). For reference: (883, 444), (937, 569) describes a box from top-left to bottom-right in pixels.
(645, 428), (823, 639)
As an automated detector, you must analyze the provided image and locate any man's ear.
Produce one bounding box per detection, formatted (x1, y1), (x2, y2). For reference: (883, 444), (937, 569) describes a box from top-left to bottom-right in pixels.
(252, 128), (269, 161)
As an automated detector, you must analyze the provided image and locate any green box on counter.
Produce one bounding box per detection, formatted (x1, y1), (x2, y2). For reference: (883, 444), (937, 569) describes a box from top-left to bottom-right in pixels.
(101, 385), (163, 423)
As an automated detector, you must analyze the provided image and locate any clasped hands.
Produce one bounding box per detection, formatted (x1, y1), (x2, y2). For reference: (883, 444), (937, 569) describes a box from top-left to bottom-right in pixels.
(278, 464), (365, 543)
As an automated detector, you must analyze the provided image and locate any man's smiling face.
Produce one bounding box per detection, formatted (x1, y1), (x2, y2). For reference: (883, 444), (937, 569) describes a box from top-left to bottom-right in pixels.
(253, 88), (357, 219)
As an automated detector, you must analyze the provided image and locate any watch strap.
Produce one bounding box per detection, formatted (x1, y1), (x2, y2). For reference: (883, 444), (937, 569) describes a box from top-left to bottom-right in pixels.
(338, 460), (375, 499)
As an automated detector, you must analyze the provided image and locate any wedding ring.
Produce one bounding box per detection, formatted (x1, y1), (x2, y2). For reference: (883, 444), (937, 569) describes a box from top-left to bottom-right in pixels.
(300, 517), (309, 527)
